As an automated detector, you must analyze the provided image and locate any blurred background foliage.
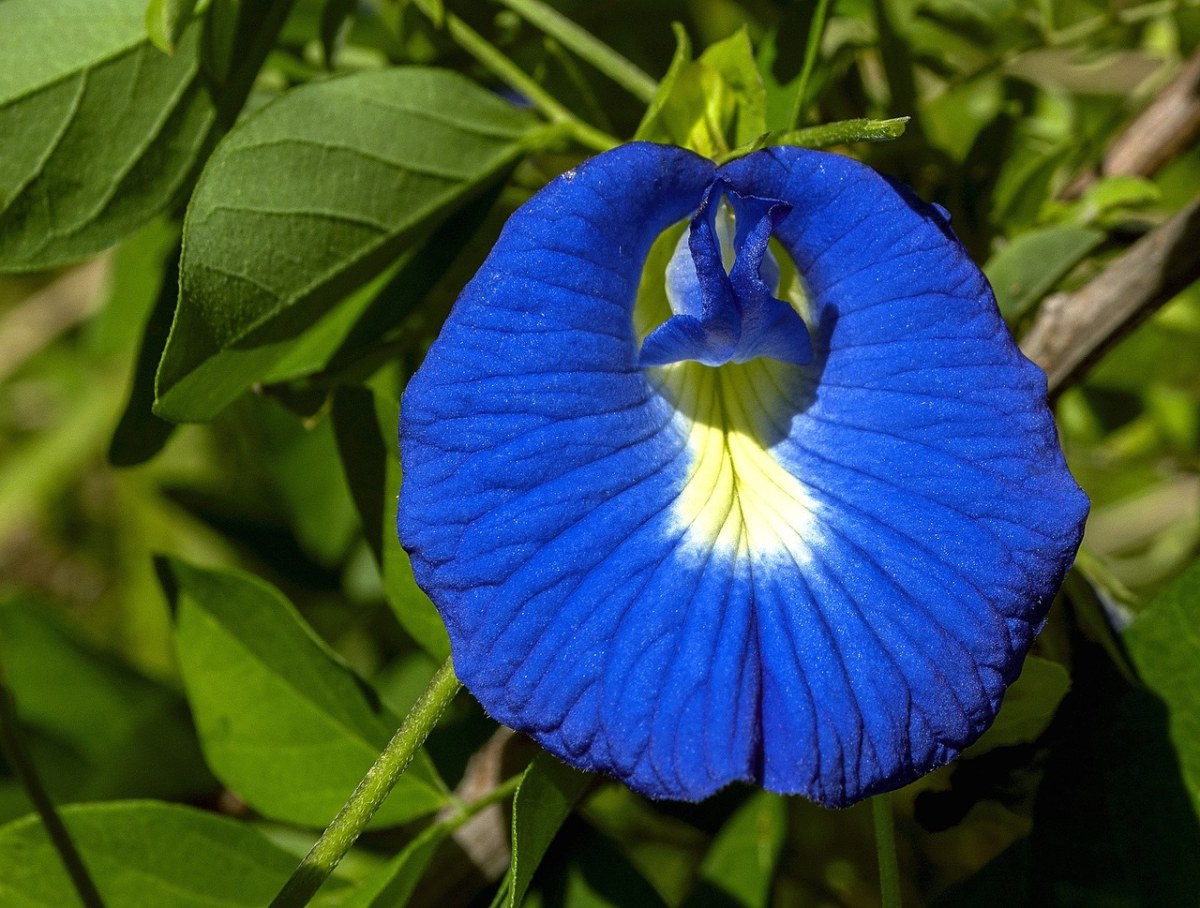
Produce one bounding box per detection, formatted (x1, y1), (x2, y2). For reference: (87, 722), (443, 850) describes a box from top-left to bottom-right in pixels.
(1, 0), (1198, 905)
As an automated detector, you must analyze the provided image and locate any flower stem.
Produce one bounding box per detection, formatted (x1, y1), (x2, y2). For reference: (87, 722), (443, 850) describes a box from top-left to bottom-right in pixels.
(495, 0), (657, 103)
(0, 669), (105, 908)
(413, 0), (619, 152)
(268, 657), (461, 908)
(789, 0), (834, 129)
(872, 793), (902, 908)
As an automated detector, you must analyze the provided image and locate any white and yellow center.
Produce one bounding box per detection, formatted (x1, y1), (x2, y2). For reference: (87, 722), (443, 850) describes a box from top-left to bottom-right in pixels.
(635, 216), (821, 561)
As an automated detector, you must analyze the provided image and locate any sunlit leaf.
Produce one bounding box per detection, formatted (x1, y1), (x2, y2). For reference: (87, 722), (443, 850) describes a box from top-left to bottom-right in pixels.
(161, 558), (448, 828)
(985, 225), (1103, 321)
(635, 25), (766, 157)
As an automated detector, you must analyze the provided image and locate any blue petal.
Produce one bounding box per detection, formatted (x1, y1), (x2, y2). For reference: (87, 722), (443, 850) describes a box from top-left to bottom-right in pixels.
(399, 142), (1089, 806)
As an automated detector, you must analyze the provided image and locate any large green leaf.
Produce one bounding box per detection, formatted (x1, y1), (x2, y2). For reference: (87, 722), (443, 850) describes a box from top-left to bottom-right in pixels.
(155, 66), (538, 422)
(161, 558), (448, 828)
(0, 0), (216, 272)
(332, 387), (450, 660)
(1123, 558), (1200, 812)
(0, 801), (347, 907)
(1027, 633), (1200, 904)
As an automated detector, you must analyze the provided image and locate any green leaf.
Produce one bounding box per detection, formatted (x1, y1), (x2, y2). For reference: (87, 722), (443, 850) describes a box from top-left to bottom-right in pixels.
(261, 180), (503, 387)
(161, 558), (448, 828)
(634, 25), (766, 157)
(984, 225), (1103, 321)
(332, 388), (451, 660)
(0, 596), (213, 819)
(0, 0), (217, 272)
(964, 655), (1070, 755)
(1075, 175), (1161, 226)
(108, 241), (183, 467)
(684, 792), (787, 908)
(504, 753), (592, 908)
(155, 67), (538, 423)
(1123, 558), (1200, 813)
(0, 800), (348, 907)
(146, 0), (200, 53)
(228, 397), (360, 566)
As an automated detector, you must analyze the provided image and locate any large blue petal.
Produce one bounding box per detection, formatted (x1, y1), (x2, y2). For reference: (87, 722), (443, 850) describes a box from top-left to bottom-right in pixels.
(716, 147), (1088, 802)
(399, 142), (1088, 805)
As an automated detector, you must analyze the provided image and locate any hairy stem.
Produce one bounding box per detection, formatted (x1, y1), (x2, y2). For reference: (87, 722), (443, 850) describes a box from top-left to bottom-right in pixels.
(789, 0), (834, 129)
(269, 658), (462, 908)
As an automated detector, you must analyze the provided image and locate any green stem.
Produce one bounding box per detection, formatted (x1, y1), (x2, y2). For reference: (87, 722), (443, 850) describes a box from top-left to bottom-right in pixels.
(870, 0), (918, 126)
(414, 0), (619, 152)
(0, 669), (105, 908)
(447, 773), (523, 829)
(495, 0), (657, 102)
(269, 658), (462, 908)
(1049, 0), (1182, 45)
(788, 0), (833, 129)
(872, 794), (902, 908)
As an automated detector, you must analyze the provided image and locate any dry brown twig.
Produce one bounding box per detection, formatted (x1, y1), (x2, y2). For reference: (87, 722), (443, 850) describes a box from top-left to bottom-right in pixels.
(1063, 47), (1200, 197)
(1019, 194), (1200, 397)
(1022, 47), (1200, 396)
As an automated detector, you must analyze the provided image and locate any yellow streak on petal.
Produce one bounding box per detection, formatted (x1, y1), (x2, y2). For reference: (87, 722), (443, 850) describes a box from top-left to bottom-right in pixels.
(652, 358), (819, 561)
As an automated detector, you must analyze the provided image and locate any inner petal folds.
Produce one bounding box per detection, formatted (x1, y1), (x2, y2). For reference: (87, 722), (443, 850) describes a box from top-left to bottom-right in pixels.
(640, 182), (813, 369)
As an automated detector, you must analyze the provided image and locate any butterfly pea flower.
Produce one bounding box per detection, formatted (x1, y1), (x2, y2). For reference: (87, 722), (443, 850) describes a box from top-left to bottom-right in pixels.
(398, 143), (1088, 806)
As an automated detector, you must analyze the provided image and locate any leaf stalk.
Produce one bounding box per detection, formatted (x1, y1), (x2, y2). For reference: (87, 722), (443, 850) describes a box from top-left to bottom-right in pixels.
(495, 0), (658, 102)
(414, 0), (619, 152)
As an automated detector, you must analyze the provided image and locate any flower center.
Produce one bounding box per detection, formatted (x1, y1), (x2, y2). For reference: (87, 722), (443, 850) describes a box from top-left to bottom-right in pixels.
(651, 357), (820, 561)
(635, 183), (821, 561)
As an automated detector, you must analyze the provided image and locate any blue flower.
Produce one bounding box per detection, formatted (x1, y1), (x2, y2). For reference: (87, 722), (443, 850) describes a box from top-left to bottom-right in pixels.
(398, 143), (1088, 806)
